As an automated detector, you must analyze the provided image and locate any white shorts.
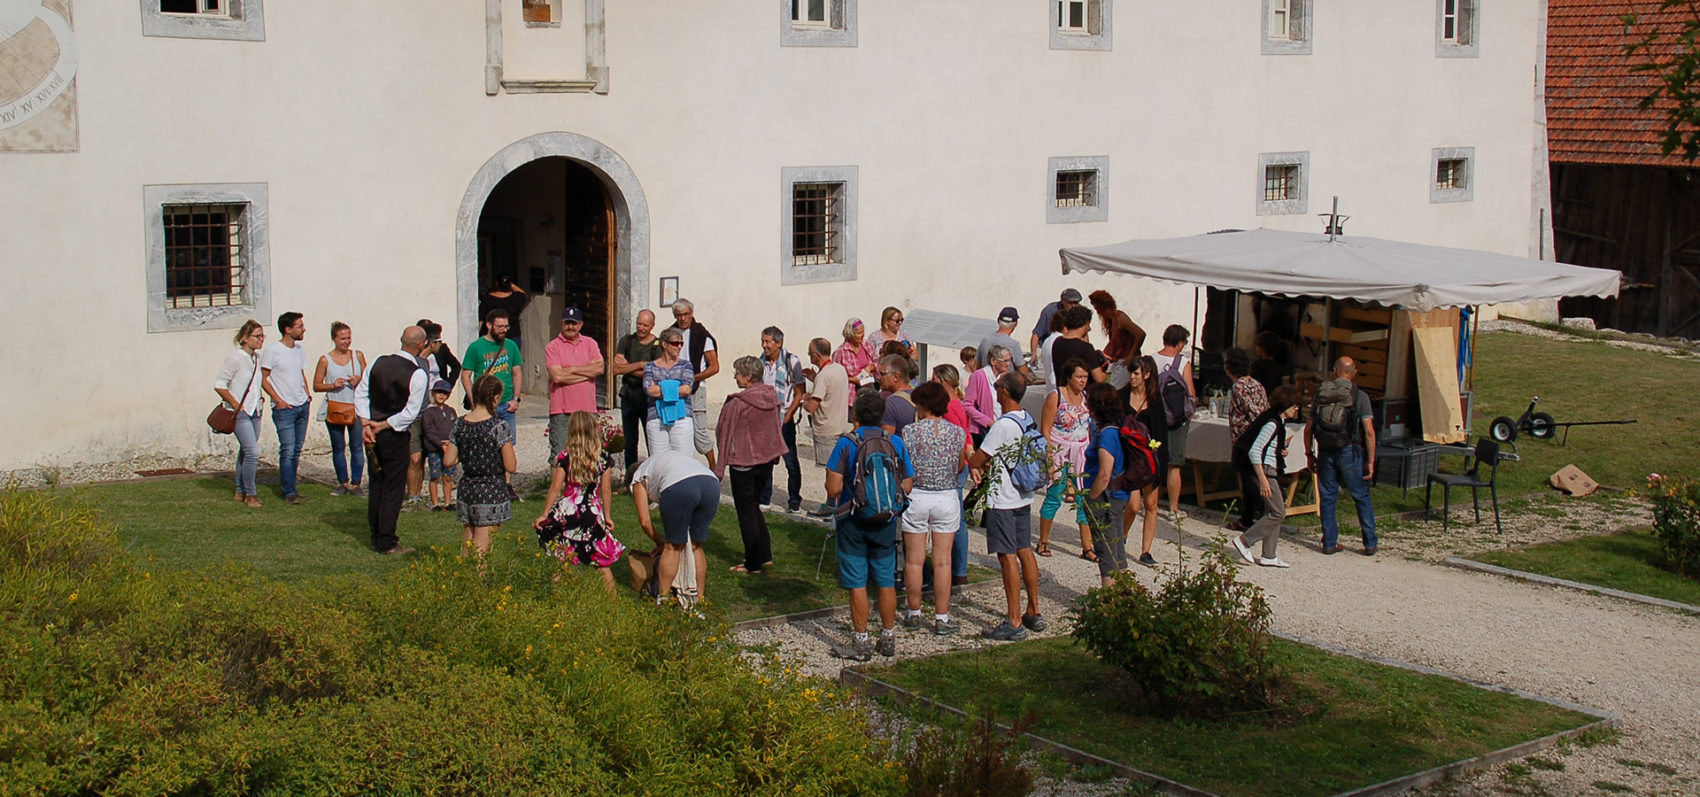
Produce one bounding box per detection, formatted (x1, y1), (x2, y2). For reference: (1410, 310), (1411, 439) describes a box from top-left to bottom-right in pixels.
(901, 489), (961, 535)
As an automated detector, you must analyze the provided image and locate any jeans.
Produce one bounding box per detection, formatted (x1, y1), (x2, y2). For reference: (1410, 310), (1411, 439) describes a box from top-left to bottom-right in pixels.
(327, 420), (364, 485)
(759, 419), (803, 509)
(233, 411), (262, 496)
(730, 463), (774, 571)
(271, 401), (310, 497)
(495, 403), (518, 444)
(953, 466), (970, 578)
(1318, 445), (1378, 549)
(621, 393), (648, 473)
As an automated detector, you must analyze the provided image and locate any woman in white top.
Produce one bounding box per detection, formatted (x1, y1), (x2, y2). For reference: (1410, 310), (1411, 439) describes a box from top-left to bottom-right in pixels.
(214, 320), (268, 507)
(312, 321), (369, 496)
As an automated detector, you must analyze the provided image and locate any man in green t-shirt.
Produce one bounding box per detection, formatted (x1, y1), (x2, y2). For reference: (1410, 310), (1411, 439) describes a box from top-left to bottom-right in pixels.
(461, 308), (525, 440)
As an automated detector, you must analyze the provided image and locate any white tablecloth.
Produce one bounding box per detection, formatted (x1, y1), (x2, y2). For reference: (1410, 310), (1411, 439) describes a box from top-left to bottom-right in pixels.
(1187, 414), (1309, 472)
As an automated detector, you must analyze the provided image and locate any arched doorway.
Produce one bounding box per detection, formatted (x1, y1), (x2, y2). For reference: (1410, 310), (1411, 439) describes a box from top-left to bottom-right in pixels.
(455, 133), (649, 404)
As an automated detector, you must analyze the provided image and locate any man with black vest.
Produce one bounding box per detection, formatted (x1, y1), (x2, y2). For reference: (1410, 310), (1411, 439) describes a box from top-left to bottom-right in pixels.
(668, 298), (721, 470)
(356, 325), (430, 555)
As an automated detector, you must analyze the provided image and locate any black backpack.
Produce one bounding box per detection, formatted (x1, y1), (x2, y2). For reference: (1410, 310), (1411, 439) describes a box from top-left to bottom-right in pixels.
(1232, 411), (1288, 480)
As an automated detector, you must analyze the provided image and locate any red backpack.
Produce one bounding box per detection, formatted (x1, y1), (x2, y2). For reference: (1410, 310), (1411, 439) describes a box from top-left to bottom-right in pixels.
(1112, 416), (1160, 493)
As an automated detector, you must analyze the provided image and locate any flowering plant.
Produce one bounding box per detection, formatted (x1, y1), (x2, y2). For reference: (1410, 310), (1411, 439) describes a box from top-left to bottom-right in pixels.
(1642, 473), (1700, 579)
(597, 411), (625, 454)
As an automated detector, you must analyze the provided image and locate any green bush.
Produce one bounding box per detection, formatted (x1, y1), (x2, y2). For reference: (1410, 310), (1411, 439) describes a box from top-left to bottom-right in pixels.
(0, 489), (902, 795)
(1644, 473), (1700, 578)
(1069, 551), (1280, 717)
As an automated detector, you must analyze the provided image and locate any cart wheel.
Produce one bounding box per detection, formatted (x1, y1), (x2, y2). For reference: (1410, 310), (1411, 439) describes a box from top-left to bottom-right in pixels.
(1529, 412), (1556, 439)
(1489, 416), (1517, 442)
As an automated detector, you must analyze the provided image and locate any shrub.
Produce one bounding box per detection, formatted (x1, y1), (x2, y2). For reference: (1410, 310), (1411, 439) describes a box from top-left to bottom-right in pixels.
(0, 488), (903, 795)
(1069, 551), (1280, 717)
(1644, 473), (1700, 578)
(900, 706), (1036, 797)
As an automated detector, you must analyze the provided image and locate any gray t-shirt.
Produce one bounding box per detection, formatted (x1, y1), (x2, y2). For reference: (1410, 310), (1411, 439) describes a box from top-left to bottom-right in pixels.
(630, 450), (714, 496)
(882, 391), (916, 435)
(975, 332), (1027, 371)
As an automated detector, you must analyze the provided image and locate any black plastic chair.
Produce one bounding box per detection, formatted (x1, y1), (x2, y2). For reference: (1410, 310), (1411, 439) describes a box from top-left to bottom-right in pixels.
(1424, 437), (1502, 534)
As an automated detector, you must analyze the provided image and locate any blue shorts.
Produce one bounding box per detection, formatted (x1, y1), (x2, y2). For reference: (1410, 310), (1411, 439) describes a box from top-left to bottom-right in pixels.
(425, 452), (457, 481)
(836, 516), (898, 590)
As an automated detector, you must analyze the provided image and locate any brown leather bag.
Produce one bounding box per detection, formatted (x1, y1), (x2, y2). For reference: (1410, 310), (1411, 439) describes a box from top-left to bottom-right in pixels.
(326, 400), (358, 426)
(209, 368), (257, 435)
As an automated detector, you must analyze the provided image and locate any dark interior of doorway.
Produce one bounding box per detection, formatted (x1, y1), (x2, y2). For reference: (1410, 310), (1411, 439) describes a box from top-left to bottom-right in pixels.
(476, 157), (616, 404)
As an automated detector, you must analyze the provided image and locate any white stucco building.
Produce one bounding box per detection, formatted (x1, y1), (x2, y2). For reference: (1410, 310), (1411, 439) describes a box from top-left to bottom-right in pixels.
(0, 0), (1549, 471)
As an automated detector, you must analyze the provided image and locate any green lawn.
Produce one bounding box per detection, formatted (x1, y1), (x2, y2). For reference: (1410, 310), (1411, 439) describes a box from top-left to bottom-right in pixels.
(868, 636), (1598, 797)
(1232, 329), (1700, 529)
(67, 477), (984, 622)
(1472, 529), (1700, 607)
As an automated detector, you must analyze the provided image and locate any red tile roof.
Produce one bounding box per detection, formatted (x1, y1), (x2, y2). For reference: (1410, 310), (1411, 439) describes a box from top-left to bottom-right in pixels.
(1549, 0), (1700, 167)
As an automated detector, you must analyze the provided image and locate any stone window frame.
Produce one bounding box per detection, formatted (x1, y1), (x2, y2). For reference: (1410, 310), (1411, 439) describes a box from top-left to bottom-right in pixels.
(145, 182), (271, 333)
(140, 0), (266, 42)
(1047, 156), (1110, 224)
(1435, 0), (1480, 58)
(1430, 147), (1475, 203)
(781, 0), (858, 48)
(1256, 151), (1310, 216)
(1050, 0), (1113, 52)
(780, 166), (858, 285)
(1261, 0), (1311, 55)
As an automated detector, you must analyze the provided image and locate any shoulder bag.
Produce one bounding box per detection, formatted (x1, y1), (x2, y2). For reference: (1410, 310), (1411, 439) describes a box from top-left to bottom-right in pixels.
(209, 362), (258, 435)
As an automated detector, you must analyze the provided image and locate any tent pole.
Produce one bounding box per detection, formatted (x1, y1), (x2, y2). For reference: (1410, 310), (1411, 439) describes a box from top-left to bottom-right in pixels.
(1191, 287), (1200, 364)
(1468, 305), (1479, 392)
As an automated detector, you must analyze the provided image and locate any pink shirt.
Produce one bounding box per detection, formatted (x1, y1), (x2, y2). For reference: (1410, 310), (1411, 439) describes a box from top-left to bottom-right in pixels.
(544, 333), (603, 415)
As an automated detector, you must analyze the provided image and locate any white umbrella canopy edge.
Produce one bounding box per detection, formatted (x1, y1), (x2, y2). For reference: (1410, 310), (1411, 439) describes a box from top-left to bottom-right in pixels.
(1057, 228), (1622, 312)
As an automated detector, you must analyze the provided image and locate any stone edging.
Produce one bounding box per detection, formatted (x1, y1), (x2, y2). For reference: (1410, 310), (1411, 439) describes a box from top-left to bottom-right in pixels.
(1441, 557), (1700, 616)
(841, 635), (1616, 797)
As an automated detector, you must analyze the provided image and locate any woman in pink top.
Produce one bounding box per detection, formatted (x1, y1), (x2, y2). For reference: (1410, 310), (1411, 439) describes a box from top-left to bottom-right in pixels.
(832, 317), (878, 395)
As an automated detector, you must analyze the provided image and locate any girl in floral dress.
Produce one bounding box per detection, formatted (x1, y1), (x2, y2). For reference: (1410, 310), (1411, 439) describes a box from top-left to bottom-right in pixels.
(534, 410), (626, 592)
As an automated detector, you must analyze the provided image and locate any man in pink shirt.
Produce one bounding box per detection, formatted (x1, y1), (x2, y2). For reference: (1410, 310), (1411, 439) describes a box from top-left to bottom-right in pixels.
(964, 344), (1011, 447)
(545, 306), (605, 458)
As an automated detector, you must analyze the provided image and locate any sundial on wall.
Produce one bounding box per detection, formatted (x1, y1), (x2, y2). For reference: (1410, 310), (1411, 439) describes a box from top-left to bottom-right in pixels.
(0, 0), (77, 151)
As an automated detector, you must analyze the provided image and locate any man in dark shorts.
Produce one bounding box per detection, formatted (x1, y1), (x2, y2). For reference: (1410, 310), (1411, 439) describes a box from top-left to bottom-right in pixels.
(630, 450), (719, 606)
(968, 372), (1046, 642)
(826, 390), (915, 662)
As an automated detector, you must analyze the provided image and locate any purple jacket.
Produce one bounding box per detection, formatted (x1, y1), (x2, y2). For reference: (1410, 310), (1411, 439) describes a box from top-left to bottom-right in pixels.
(714, 385), (788, 478)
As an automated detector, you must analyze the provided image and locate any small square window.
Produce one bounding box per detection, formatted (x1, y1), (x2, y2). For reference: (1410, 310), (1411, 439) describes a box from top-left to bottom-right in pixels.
(1047, 156), (1109, 223)
(782, 0), (856, 47)
(163, 203), (247, 309)
(142, 0), (265, 40)
(1051, 0), (1112, 51)
(781, 166), (858, 284)
(146, 182), (272, 333)
(1261, 0), (1310, 55)
(1431, 147), (1474, 203)
(1257, 152), (1309, 215)
(1435, 0), (1479, 57)
(1264, 165), (1298, 202)
(523, 0), (561, 28)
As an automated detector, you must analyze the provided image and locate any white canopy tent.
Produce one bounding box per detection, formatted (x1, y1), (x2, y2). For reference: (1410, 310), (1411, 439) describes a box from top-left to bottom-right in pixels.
(1058, 228), (1620, 311)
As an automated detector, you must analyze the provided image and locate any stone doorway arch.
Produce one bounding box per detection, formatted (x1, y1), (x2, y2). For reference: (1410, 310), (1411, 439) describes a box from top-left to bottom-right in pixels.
(454, 132), (650, 356)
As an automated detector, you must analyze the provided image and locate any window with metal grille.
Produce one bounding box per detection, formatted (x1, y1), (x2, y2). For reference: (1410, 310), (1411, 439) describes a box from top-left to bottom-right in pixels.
(160, 0), (226, 14)
(1055, 170), (1097, 208)
(792, 182), (842, 266)
(792, 0), (831, 27)
(1436, 158), (1467, 190)
(1263, 164), (1299, 202)
(163, 203), (246, 308)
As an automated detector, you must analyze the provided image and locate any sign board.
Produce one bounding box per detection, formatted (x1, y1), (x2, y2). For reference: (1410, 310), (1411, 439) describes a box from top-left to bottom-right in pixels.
(903, 308), (999, 375)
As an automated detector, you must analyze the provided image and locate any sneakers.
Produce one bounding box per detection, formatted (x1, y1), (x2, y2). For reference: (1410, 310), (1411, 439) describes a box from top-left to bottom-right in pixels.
(1229, 535), (1256, 565)
(934, 616), (958, 636)
(1256, 556), (1291, 568)
(1137, 552), (1158, 566)
(1165, 509), (1188, 524)
(875, 633), (896, 658)
(807, 502), (835, 518)
(831, 637), (874, 662)
(331, 486), (350, 496)
(903, 613), (924, 629)
(1021, 613), (1048, 633)
(758, 503), (773, 513)
(786, 502), (802, 514)
(981, 621), (1029, 642)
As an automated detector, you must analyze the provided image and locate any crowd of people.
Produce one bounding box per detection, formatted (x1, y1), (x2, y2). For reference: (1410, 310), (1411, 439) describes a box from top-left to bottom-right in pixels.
(210, 285), (1385, 657)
